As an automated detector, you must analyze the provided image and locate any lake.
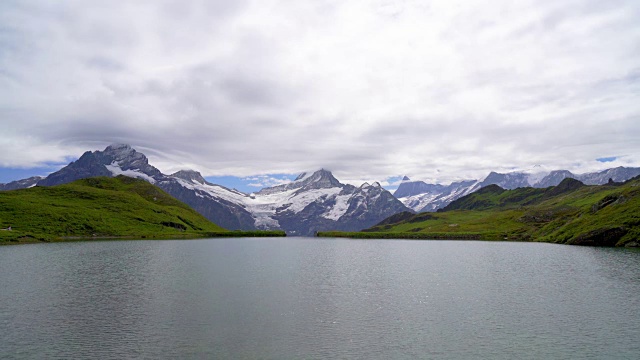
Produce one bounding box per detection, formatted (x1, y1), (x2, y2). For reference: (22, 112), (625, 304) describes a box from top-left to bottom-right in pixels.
(1, 237), (639, 359)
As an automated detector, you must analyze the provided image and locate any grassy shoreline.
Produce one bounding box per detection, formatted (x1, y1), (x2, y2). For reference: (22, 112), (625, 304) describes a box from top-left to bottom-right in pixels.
(1, 230), (286, 245)
(317, 231), (513, 241)
(316, 230), (640, 247)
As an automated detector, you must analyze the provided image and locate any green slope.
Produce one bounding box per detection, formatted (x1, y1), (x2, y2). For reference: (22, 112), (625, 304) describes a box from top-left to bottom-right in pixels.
(0, 176), (284, 244)
(318, 177), (640, 247)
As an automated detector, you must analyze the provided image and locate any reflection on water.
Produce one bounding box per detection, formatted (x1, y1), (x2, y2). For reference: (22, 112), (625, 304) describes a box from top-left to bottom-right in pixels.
(1, 238), (639, 359)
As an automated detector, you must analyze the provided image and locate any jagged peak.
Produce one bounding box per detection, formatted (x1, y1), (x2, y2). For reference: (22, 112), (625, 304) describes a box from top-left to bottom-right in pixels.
(106, 143), (132, 151)
(359, 181), (382, 190)
(256, 168), (341, 195)
(306, 169), (340, 186)
(293, 169), (334, 183)
(402, 176), (411, 181)
(171, 169), (206, 184)
(103, 143), (144, 162)
(312, 168), (333, 177)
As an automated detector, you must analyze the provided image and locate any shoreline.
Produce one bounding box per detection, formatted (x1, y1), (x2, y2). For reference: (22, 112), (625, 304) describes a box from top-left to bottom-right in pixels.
(0, 230), (287, 245)
(316, 231), (640, 248)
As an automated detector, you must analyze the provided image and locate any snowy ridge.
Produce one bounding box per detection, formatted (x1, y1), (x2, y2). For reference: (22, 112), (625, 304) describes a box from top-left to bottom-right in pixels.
(169, 169), (408, 233)
(322, 193), (352, 221)
(187, 177), (349, 227)
(396, 179), (479, 212)
(170, 177), (248, 205)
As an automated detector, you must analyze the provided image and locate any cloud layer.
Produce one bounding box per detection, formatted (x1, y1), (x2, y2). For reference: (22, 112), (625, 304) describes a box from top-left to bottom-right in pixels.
(1, 0), (639, 185)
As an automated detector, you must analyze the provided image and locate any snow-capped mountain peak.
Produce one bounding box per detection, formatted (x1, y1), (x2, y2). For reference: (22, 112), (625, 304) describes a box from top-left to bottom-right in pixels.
(100, 143), (162, 179)
(257, 169), (341, 195)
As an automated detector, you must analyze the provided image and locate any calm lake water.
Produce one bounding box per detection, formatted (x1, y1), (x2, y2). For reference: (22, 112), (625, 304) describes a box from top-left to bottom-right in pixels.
(1, 238), (640, 359)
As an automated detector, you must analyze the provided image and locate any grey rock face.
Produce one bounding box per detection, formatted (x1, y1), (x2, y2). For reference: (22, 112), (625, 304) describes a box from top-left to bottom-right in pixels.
(37, 151), (114, 186)
(393, 178), (445, 198)
(536, 170), (575, 188)
(478, 171), (530, 189)
(103, 144), (163, 178)
(171, 170), (208, 184)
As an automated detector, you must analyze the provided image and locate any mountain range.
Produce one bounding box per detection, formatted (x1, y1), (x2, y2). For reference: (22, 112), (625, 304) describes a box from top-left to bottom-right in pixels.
(2, 144), (410, 236)
(395, 166), (640, 212)
(3, 144), (640, 235)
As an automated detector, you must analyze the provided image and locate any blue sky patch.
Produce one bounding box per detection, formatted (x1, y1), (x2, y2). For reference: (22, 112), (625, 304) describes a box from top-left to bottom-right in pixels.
(597, 157), (617, 163)
(205, 174), (297, 193)
(0, 165), (66, 183)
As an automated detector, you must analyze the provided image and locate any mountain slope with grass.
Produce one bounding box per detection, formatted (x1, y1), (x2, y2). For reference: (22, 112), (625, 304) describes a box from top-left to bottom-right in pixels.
(319, 177), (640, 247)
(0, 176), (283, 244)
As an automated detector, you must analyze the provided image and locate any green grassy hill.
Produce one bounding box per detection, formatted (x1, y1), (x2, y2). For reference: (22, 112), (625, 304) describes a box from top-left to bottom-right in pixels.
(0, 176), (284, 244)
(318, 177), (640, 247)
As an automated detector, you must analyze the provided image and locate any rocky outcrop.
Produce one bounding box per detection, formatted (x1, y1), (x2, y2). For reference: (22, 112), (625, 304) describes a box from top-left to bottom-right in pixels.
(569, 227), (628, 247)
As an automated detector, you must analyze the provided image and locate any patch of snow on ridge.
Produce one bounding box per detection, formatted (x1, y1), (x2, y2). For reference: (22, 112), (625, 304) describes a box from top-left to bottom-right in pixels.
(279, 187), (342, 214)
(106, 162), (157, 184)
(322, 193), (352, 220)
(174, 178), (248, 204)
(398, 193), (439, 211)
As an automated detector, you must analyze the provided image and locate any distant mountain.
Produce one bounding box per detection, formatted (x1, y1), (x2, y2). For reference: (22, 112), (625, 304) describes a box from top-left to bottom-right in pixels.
(4, 144), (410, 236)
(536, 170), (575, 188)
(0, 176), (43, 191)
(394, 178), (479, 212)
(396, 167), (640, 212)
(393, 176), (445, 198)
(174, 168), (411, 236)
(578, 167), (640, 185)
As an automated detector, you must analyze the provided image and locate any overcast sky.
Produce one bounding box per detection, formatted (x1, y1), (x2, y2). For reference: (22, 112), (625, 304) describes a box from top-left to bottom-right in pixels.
(1, 0), (639, 189)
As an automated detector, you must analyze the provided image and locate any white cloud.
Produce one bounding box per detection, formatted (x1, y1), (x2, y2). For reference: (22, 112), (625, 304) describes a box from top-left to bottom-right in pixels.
(1, 0), (639, 185)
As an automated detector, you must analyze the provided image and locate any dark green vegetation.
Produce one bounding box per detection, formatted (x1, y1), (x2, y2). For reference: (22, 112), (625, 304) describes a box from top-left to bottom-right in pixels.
(318, 177), (640, 247)
(0, 176), (284, 244)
